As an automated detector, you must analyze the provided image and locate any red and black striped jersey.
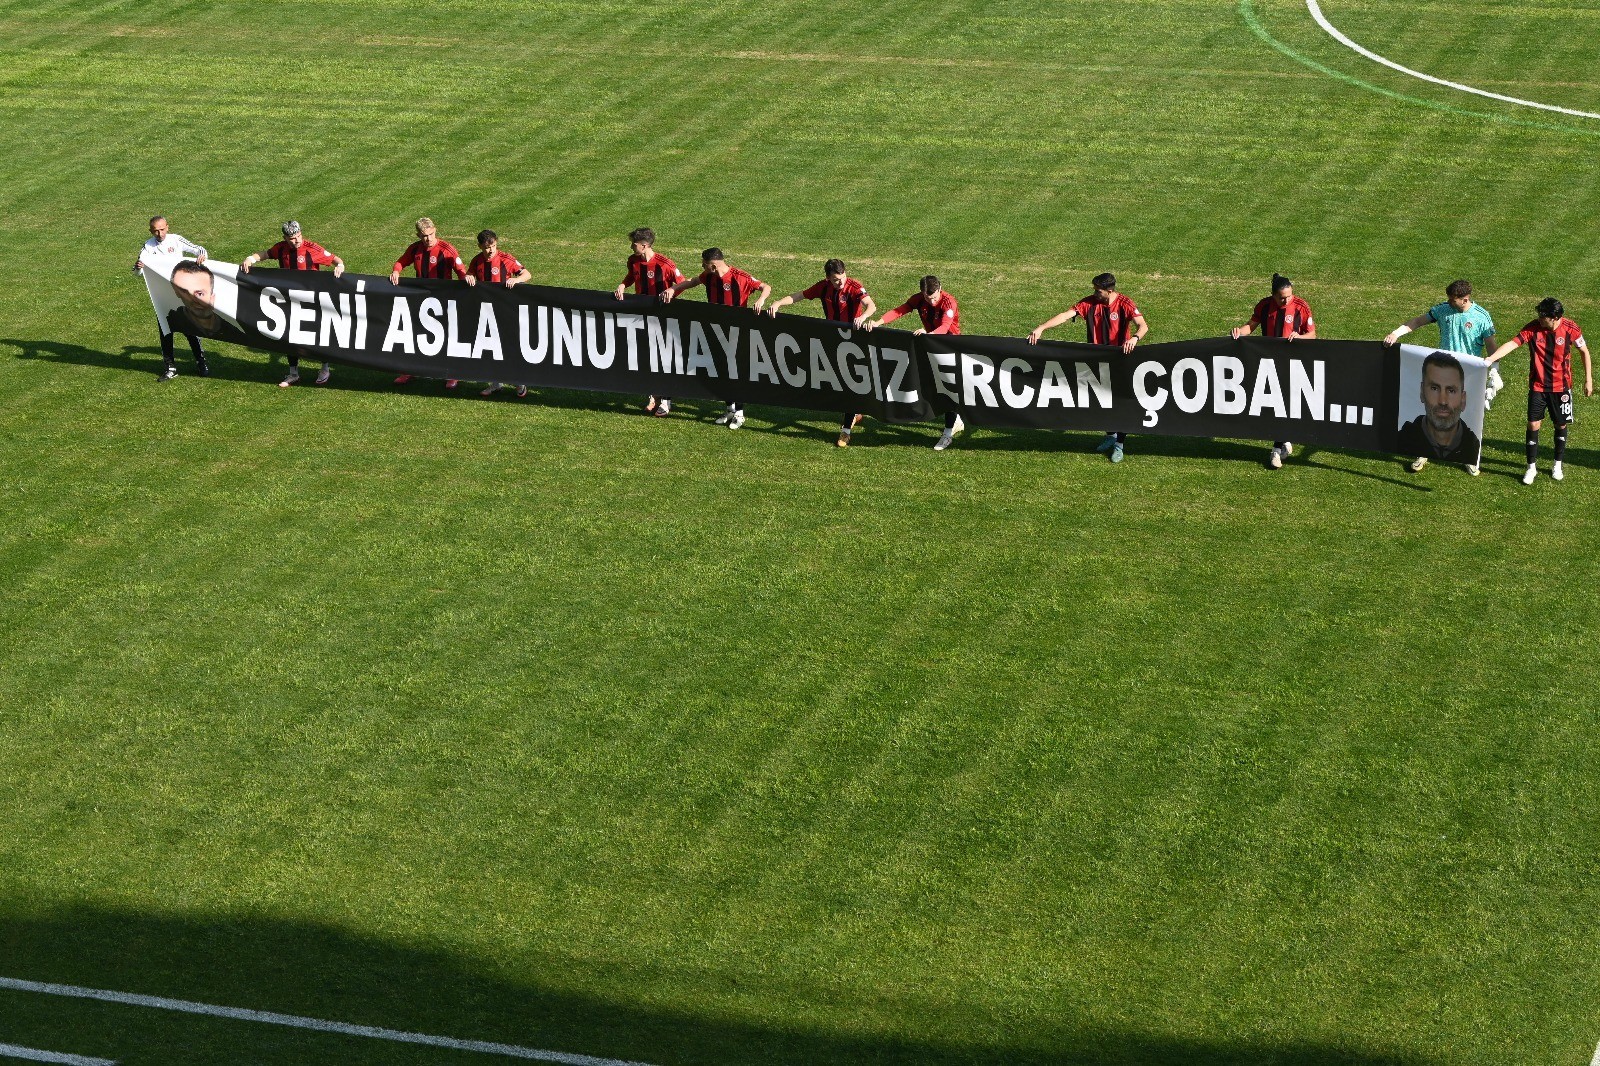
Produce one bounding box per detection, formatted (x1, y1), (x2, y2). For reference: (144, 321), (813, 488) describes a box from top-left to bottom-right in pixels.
(888, 291), (960, 335)
(468, 250), (525, 287)
(261, 239), (337, 271)
(1251, 295), (1315, 338)
(1514, 317), (1585, 393)
(700, 266), (765, 307)
(1072, 293), (1141, 346)
(393, 239), (466, 280)
(621, 253), (683, 296)
(802, 277), (869, 324)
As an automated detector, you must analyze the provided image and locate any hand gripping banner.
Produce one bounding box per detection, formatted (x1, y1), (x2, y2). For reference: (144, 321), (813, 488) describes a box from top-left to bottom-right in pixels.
(142, 252), (1487, 459)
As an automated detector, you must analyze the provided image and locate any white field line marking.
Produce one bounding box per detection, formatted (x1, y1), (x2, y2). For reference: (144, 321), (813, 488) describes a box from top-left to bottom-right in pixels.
(0, 977), (656, 1066)
(1590, 1039), (1600, 1066)
(0, 1044), (116, 1066)
(1305, 0), (1600, 119)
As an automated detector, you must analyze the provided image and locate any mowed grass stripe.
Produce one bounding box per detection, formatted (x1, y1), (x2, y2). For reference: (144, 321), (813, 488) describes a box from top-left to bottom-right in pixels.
(2, 0), (1600, 1064)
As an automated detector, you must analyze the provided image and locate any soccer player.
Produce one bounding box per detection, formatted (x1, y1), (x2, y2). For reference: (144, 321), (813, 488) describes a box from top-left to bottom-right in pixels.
(1485, 297), (1593, 484)
(388, 217), (474, 387)
(1230, 273), (1316, 468)
(134, 215), (210, 380)
(467, 230), (533, 398)
(661, 248), (771, 429)
(1027, 273), (1148, 462)
(614, 227), (685, 416)
(241, 221), (346, 387)
(767, 259), (878, 446)
(867, 276), (963, 449)
(1383, 279), (1498, 475)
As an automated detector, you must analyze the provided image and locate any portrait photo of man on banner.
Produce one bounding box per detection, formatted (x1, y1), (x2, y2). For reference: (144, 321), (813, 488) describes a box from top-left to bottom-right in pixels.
(1394, 345), (1488, 469)
(141, 251), (251, 346)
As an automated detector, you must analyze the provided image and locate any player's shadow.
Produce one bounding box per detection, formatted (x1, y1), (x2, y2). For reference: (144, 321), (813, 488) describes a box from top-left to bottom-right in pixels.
(7, 336), (1570, 485)
(4, 336), (307, 389)
(0, 900), (1447, 1066)
(1481, 434), (1600, 480)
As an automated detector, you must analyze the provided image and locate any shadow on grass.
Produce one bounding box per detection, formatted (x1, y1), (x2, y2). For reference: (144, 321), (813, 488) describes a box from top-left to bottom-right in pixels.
(11, 335), (1583, 481)
(0, 902), (1443, 1066)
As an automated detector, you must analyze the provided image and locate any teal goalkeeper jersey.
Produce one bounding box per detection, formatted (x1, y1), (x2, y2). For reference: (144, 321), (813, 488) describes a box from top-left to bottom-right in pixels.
(1428, 301), (1496, 356)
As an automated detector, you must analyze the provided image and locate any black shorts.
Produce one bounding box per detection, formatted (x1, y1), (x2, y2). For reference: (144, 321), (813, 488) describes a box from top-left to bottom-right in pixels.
(1528, 390), (1574, 426)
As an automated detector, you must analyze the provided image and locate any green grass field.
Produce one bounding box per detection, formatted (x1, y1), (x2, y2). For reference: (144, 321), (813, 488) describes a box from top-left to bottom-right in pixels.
(3, 1), (1600, 1063)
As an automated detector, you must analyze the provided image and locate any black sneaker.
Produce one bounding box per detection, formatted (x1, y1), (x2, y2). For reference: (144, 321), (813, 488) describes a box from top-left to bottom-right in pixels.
(195, 356), (211, 377)
(159, 364), (178, 381)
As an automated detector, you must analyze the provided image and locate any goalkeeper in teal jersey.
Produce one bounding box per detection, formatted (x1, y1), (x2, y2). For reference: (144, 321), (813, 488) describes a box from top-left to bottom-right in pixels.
(1384, 279), (1498, 474)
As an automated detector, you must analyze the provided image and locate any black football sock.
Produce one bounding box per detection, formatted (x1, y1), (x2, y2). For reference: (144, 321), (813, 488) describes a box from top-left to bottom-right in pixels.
(1526, 428), (1540, 465)
(1555, 426), (1569, 462)
(160, 332), (176, 367)
(1115, 432), (1128, 444)
(944, 412), (959, 430)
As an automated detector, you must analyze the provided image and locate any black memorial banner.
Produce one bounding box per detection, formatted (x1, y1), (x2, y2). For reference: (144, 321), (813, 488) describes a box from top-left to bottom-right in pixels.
(145, 255), (935, 423)
(917, 334), (1404, 453)
(143, 254), (1484, 457)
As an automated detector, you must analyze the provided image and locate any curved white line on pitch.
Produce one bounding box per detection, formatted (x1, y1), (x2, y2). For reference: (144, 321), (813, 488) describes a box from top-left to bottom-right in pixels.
(1306, 0), (1600, 120)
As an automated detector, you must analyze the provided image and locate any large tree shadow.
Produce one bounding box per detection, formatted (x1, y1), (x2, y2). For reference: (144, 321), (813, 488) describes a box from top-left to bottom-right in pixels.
(0, 901), (1448, 1066)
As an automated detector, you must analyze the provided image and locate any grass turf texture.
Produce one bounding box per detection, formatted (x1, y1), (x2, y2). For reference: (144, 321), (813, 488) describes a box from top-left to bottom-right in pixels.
(2, 0), (1599, 1062)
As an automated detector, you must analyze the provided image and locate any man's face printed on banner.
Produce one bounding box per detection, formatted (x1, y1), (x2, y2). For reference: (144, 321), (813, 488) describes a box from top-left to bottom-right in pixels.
(1421, 361), (1466, 435)
(171, 266), (220, 332)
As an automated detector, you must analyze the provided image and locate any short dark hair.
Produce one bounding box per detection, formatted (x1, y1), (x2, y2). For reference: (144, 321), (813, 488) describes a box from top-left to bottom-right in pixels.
(171, 260), (213, 281)
(629, 227), (655, 246)
(1092, 272), (1117, 291)
(1422, 350), (1465, 385)
(1445, 279), (1472, 300)
(1537, 297), (1564, 318)
(1271, 273), (1292, 293)
(477, 229), (497, 245)
(149, 215), (167, 226)
(919, 275), (941, 296)
(824, 258), (846, 277)
(702, 247), (724, 263)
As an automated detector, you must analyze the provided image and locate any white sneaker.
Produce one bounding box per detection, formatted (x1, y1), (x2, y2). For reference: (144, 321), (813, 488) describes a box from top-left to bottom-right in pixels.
(1523, 463), (1538, 485)
(728, 410), (745, 430)
(1484, 389), (1493, 411)
(934, 430), (955, 451)
(1267, 447), (1283, 470)
(713, 409), (734, 426)
(279, 368), (300, 388)
(315, 365), (331, 385)
(950, 414), (965, 437)
(1409, 456), (1428, 473)
(1281, 441), (1293, 457)
(1552, 462), (1564, 482)
(1466, 462), (1480, 477)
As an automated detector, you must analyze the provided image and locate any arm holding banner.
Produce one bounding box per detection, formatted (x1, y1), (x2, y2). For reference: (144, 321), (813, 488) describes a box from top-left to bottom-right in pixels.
(1123, 313), (1148, 355)
(659, 271), (703, 304)
(868, 301), (911, 331)
(766, 289), (806, 315)
(1383, 313), (1431, 348)
(1231, 309), (1264, 341)
(1027, 308), (1080, 345)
